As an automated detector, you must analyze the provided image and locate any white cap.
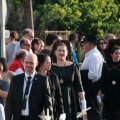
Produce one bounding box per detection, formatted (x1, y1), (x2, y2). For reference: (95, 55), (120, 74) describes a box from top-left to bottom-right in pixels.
(5, 30), (10, 38)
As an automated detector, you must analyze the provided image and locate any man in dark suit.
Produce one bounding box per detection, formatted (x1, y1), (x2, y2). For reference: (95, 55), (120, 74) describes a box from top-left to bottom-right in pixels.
(5, 53), (52, 120)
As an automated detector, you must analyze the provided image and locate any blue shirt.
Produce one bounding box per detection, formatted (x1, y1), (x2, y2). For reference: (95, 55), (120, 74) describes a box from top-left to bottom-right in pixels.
(72, 45), (78, 64)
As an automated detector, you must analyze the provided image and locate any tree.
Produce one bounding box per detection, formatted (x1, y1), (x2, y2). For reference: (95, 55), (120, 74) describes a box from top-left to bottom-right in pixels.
(34, 0), (120, 37)
(6, 0), (120, 37)
(6, 0), (24, 31)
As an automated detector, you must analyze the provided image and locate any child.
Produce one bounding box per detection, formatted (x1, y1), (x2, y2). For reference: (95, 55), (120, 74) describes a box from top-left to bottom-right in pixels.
(0, 62), (9, 106)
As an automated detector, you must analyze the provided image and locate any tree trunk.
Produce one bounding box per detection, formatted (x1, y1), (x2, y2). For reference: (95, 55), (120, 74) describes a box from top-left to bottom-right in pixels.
(23, 0), (34, 31)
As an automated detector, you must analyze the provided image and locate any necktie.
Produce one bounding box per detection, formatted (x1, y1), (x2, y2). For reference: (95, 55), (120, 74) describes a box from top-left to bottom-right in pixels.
(22, 76), (32, 110)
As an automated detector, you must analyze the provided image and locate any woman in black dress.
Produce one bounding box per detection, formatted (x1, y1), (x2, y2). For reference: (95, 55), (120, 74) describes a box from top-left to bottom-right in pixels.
(36, 53), (65, 120)
(101, 45), (120, 120)
(51, 43), (86, 120)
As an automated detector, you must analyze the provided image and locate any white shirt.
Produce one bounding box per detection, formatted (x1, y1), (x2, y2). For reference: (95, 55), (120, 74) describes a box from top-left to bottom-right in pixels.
(15, 62), (25, 75)
(15, 68), (24, 75)
(12, 42), (20, 59)
(81, 47), (104, 82)
(0, 104), (5, 120)
(21, 71), (36, 116)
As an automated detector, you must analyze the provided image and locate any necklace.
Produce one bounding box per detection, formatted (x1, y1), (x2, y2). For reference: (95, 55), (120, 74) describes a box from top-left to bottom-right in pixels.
(57, 61), (66, 84)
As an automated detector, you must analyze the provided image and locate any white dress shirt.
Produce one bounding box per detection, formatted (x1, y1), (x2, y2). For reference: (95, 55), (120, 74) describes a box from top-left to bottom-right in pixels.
(15, 68), (24, 75)
(81, 47), (104, 82)
(21, 71), (36, 116)
(15, 62), (25, 75)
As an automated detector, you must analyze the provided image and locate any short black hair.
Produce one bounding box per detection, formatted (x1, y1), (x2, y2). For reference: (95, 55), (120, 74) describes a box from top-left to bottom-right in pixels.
(69, 32), (78, 41)
(46, 34), (58, 46)
(0, 57), (8, 71)
(36, 53), (50, 71)
(41, 49), (51, 56)
(20, 39), (25, 46)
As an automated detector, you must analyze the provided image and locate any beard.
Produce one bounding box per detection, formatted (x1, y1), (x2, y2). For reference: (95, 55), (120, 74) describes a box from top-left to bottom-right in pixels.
(25, 67), (34, 74)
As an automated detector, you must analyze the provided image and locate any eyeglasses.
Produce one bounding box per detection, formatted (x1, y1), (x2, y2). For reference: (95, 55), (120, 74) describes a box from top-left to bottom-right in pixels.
(23, 43), (31, 46)
(28, 34), (34, 39)
(99, 42), (107, 45)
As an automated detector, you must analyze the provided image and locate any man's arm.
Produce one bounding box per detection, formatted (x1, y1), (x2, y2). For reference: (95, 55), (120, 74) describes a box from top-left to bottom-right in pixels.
(0, 90), (8, 99)
(88, 55), (100, 81)
(5, 78), (15, 120)
(0, 80), (9, 99)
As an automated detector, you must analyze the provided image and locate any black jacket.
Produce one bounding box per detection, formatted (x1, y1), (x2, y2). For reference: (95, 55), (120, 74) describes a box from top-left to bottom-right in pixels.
(5, 72), (52, 120)
(47, 70), (64, 120)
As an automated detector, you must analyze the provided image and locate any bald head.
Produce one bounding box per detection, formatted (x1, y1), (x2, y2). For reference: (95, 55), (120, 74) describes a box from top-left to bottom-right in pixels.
(20, 38), (31, 51)
(25, 53), (38, 62)
(16, 49), (28, 55)
(22, 28), (34, 42)
(105, 34), (116, 42)
(15, 49), (28, 59)
(24, 53), (38, 75)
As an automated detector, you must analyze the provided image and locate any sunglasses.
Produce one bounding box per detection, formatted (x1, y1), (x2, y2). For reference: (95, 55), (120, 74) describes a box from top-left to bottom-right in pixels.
(99, 42), (107, 45)
(23, 43), (31, 46)
(28, 34), (34, 38)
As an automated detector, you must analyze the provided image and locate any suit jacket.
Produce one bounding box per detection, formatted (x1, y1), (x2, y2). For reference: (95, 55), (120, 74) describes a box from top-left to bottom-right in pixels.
(5, 72), (52, 120)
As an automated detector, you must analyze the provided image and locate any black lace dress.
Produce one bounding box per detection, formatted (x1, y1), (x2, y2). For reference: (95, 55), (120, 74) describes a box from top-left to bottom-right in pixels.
(101, 62), (120, 120)
(51, 63), (83, 120)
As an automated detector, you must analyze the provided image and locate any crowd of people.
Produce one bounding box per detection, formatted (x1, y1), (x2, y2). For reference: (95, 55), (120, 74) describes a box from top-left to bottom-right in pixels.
(0, 28), (120, 120)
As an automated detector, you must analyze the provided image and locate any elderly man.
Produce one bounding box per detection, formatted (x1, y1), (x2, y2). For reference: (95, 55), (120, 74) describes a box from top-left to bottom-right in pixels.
(20, 38), (31, 52)
(9, 49), (28, 74)
(12, 28), (34, 59)
(5, 53), (52, 120)
(105, 33), (116, 42)
(80, 34), (104, 120)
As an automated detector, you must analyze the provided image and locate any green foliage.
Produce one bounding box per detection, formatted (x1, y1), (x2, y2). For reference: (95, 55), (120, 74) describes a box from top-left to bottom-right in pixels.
(6, 0), (24, 30)
(33, 0), (120, 37)
(7, 0), (120, 37)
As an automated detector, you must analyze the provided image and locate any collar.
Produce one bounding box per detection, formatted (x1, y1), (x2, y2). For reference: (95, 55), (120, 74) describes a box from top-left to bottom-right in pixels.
(85, 47), (97, 57)
(21, 61), (25, 67)
(25, 71), (36, 82)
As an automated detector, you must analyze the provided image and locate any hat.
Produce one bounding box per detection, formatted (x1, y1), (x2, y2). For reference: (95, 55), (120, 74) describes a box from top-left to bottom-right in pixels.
(81, 34), (97, 44)
(5, 30), (10, 38)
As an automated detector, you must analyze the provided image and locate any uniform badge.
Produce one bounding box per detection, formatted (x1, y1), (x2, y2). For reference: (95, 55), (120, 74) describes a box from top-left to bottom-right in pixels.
(60, 79), (64, 84)
(112, 80), (116, 85)
(25, 95), (29, 99)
